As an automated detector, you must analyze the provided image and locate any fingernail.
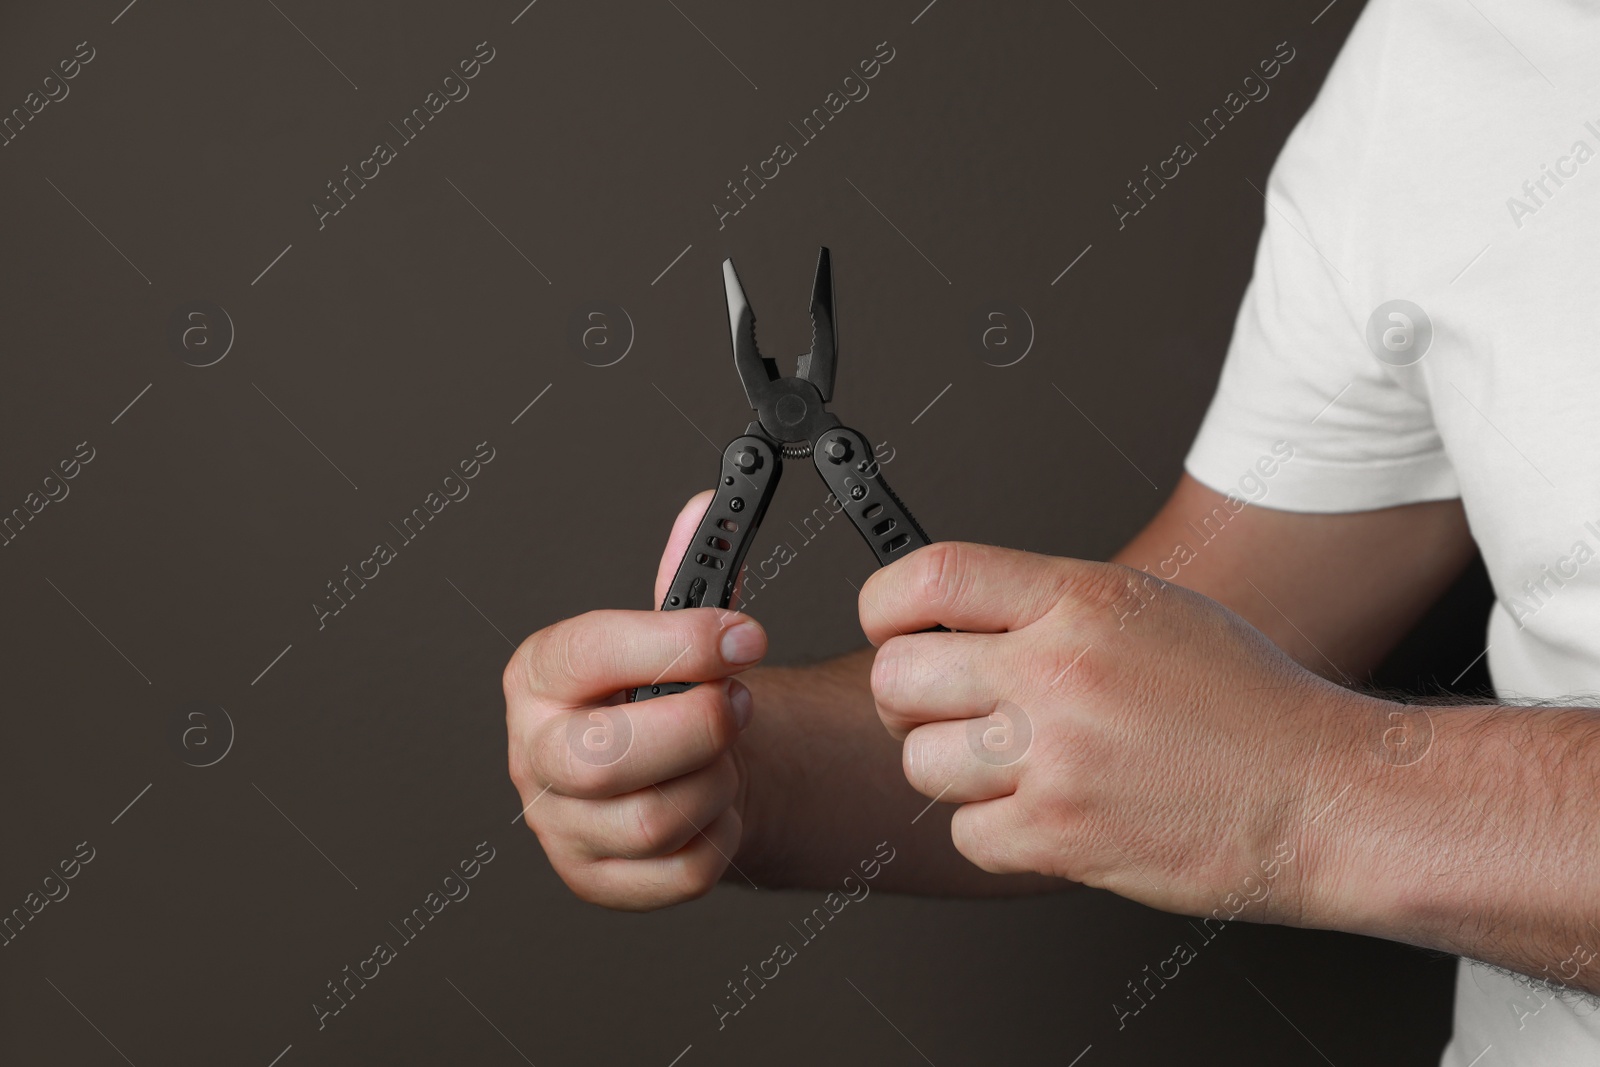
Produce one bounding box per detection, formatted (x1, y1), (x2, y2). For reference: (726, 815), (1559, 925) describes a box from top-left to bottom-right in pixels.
(728, 679), (753, 730)
(720, 620), (765, 665)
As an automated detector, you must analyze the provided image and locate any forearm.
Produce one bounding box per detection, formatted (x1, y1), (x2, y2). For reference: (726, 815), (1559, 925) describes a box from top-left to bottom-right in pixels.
(730, 647), (1059, 896)
(1113, 477), (1475, 681)
(1306, 695), (1600, 993)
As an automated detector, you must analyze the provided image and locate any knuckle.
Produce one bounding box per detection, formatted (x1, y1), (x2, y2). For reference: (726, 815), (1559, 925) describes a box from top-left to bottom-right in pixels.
(540, 838), (672, 912)
(536, 610), (632, 693)
(870, 638), (910, 705)
(949, 808), (1006, 874)
(525, 720), (559, 786)
(871, 640), (920, 734)
(877, 710), (914, 740)
(681, 681), (738, 756)
(948, 808), (986, 864)
(1074, 646), (1111, 698)
(1067, 562), (1162, 619)
(669, 827), (734, 901)
(562, 755), (615, 800)
(623, 797), (678, 859)
(524, 819), (563, 857)
(656, 621), (712, 682)
(505, 709), (544, 797)
(506, 738), (530, 794)
(521, 618), (578, 692)
(914, 541), (968, 609)
(502, 636), (536, 699)
(522, 818), (565, 870)
(901, 731), (935, 791)
(551, 860), (610, 906)
(538, 715), (616, 799)
(569, 881), (610, 907)
(622, 862), (694, 909)
(1035, 635), (1106, 699)
(671, 607), (722, 654)
(668, 864), (720, 904)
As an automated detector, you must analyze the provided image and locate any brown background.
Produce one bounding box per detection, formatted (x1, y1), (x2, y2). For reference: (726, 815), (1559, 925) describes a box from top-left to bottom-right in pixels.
(0, 1), (1489, 1064)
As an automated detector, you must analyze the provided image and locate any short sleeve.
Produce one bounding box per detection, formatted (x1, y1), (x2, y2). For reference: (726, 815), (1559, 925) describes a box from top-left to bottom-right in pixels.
(1183, 19), (1459, 513)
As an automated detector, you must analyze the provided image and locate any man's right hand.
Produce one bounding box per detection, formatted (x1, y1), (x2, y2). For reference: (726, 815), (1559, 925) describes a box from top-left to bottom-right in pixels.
(503, 490), (766, 910)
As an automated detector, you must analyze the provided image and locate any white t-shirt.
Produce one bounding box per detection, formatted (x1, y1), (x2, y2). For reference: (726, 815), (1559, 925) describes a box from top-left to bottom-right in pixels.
(1183, 1), (1600, 1062)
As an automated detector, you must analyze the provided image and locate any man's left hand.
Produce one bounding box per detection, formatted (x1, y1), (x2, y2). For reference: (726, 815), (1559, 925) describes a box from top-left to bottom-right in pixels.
(858, 542), (1375, 925)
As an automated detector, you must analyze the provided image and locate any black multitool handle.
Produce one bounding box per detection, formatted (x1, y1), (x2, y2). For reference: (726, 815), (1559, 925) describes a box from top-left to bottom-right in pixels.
(630, 435), (782, 703)
(812, 426), (947, 632)
(811, 427), (931, 565)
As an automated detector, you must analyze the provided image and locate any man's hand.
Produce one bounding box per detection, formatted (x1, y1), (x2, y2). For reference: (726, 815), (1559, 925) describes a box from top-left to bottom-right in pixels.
(859, 541), (1375, 925)
(504, 491), (764, 910)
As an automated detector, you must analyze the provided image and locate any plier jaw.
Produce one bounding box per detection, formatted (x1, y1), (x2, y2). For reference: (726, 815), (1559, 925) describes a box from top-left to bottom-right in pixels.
(633, 247), (937, 702)
(724, 248), (840, 452)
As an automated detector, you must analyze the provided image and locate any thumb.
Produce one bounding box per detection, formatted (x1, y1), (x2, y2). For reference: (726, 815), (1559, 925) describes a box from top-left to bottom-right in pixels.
(653, 490), (716, 608)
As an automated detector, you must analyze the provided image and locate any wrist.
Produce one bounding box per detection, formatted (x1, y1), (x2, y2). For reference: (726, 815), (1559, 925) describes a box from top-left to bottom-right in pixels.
(1292, 695), (1508, 949)
(721, 665), (796, 887)
(1283, 689), (1428, 935)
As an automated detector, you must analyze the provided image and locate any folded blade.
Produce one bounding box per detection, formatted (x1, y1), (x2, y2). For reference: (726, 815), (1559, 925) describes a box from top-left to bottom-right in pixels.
(796, 246), (836, 403)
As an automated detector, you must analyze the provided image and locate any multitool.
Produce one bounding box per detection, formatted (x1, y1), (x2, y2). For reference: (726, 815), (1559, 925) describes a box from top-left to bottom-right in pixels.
(632, 248), (935, 702)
